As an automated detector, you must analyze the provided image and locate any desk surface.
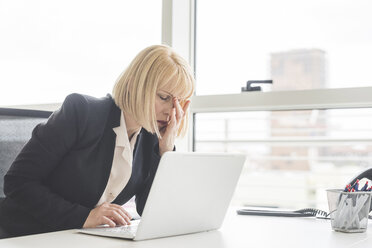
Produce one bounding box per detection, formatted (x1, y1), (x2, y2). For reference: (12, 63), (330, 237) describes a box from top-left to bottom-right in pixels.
(1, 209), (371, 248)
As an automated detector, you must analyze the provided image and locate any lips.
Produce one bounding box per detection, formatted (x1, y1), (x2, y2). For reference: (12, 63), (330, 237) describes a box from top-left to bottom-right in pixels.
(157, 120), (168, 126)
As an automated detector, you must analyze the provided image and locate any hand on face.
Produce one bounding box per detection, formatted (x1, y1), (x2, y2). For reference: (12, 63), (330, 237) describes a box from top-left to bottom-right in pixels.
(158, 98), (190, 156)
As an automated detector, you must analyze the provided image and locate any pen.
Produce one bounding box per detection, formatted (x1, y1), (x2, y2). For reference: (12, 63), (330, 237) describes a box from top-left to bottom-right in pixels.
(360, 181), (368, 191)
(343, 184), (351, 192)
(352, 179), (360, 191)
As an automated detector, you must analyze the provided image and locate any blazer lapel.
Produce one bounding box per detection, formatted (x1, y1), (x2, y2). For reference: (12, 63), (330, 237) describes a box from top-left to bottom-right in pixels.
(93, 97), (121, 205)
(112, 129), (154, 205)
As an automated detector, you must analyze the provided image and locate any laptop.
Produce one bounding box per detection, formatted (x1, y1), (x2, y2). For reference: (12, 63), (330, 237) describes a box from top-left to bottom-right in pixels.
(77, 152), (246, 241)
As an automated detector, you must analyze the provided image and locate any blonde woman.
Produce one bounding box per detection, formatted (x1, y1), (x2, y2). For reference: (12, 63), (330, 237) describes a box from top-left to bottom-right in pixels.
(0, 45), (195, 238)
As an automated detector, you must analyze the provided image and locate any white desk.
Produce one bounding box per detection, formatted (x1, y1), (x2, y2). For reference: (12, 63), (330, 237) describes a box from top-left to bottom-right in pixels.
(1, 209), (372, 248)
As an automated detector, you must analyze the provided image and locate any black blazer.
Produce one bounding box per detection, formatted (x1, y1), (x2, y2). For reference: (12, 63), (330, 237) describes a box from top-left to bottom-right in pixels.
(0, 93), (162, 237)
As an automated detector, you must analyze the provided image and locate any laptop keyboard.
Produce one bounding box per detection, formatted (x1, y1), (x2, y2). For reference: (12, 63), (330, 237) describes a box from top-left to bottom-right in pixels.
(98, 225), (137, 234)
(88, 221), (139, 235)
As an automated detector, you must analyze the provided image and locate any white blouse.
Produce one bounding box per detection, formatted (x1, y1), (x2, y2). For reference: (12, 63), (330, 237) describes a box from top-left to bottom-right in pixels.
(96, 111), (141, 206)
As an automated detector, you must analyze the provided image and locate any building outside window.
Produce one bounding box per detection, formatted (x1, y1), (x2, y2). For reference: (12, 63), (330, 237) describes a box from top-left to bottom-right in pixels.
(194, 0), (372, 210)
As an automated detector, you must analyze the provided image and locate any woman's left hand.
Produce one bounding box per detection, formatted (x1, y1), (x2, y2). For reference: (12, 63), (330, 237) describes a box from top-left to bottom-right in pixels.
(158, 98), (190, 156)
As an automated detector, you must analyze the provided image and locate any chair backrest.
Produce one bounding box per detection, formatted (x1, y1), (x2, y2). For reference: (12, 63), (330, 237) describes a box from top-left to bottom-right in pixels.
(0, 108), (52, 198)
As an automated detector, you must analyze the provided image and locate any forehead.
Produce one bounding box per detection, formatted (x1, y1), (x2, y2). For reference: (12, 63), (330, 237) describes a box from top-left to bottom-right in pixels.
(157, 89), (183, 100)
(157, 74), (192, 101)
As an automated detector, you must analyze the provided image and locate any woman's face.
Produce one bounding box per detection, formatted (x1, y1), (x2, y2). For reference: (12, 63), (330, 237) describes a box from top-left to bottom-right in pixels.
(155, 90), (178, 131)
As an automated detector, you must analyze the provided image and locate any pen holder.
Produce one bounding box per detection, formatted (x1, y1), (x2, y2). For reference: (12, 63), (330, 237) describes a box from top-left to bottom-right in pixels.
(326, 189), (372, 233)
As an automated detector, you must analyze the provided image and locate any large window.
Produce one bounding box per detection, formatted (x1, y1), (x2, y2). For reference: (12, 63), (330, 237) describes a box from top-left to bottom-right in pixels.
(2, 0), (372, 211)
(195, 108), (372, 209)
(193, 0), (372, 210)
(0, 0), (162, 106)
(196, 0), (372, 95)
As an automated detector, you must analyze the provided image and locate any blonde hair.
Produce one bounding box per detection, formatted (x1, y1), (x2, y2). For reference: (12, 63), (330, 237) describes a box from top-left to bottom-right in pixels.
(112, 44), (195, 138)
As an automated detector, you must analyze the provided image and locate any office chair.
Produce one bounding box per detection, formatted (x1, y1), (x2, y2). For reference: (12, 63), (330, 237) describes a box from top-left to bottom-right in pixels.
(0, 107), (52, 238)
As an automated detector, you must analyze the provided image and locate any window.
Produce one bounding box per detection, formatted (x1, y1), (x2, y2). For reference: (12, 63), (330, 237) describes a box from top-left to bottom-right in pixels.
(0, 0), (162, 106)
(196, 0), (372, 95)
(195, 108), (372, 209)
(192, 0), (372, 210)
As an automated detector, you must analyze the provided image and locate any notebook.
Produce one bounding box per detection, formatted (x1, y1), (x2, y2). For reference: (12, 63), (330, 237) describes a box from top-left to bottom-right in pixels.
(77, 152), (246, 241)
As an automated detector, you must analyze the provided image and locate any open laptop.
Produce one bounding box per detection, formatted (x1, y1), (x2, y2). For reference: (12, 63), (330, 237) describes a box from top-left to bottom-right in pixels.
(77, 152), (246, 241)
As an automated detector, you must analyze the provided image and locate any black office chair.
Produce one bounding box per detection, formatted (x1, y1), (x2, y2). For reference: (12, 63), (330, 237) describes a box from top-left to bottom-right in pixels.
(0, 107), (52, 239)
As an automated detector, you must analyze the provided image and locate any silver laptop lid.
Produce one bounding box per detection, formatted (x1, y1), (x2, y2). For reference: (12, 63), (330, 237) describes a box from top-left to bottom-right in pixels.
(135, 152), (246, 240)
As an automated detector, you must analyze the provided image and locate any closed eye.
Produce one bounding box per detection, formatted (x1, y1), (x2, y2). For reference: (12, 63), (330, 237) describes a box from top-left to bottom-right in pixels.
(158, 94), (171, 101)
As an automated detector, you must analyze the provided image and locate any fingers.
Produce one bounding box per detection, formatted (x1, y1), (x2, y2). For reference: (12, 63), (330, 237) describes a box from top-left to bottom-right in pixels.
(161, 98), (189, 138)
(173, 98), (189, 123)
(102, 216), (116, 227)
(157, 97), (191, 156)
(83, 203), (132, 228)
(182, 100), (191, 113)
(104, 208), (128, 226)
(120, 207), (132, 220)
(165, 107), (177, 132)
(158, 107), (177, 156)
(110, 205), (132, 224)
(107, 204), (132, 226)
(160, 108), (176, 139)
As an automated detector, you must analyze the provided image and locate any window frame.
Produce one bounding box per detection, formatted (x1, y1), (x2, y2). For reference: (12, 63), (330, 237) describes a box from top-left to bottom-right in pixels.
(166, 0), (372, 151)
(4, 0), (372, 154)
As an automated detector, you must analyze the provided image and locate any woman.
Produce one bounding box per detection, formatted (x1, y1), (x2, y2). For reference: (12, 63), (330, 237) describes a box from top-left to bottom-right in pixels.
(0, 44), (195, 237)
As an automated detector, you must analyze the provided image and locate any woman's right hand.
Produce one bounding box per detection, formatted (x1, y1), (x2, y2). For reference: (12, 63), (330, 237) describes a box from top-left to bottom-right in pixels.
(83, 202), (132, 228)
